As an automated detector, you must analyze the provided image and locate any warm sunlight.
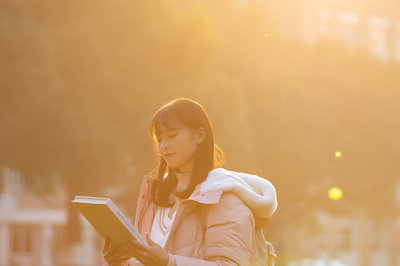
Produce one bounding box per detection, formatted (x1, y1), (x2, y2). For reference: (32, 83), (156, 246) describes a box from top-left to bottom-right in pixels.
(1, 1), (399, 265)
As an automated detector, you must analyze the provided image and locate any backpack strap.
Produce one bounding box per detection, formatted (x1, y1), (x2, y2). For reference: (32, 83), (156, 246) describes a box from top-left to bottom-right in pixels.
(265, 241), (276, 266)
(254, 229), (276, 266)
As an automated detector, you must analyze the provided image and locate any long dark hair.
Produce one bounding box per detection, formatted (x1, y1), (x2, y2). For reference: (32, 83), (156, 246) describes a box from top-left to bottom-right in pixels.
(148, 98), (224, 206)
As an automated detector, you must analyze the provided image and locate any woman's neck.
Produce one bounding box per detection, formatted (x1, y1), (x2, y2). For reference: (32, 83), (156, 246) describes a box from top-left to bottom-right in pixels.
(175, 171), (192, 192)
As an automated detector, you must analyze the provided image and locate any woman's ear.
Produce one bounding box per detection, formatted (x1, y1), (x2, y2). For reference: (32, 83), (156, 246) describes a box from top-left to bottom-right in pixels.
(196, 127), (206, 144)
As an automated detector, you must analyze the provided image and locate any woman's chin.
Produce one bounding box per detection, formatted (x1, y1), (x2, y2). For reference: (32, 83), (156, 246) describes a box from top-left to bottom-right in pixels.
(165, 162), (178, 169)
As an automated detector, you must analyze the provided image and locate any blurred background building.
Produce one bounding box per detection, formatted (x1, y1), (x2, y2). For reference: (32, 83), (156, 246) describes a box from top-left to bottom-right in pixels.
(265, 0), (400, 62)
(0, 167), (100, 266)
(283, 194), (400, 266)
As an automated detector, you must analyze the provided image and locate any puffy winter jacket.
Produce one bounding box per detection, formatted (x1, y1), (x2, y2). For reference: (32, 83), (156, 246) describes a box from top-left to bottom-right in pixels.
(107, 168), (277, 266)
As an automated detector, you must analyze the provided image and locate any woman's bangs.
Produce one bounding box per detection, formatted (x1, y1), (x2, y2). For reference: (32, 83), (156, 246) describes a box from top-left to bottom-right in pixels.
(152, 108), (181, 138)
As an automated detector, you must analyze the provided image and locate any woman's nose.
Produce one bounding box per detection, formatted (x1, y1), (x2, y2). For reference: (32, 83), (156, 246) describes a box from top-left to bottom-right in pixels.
(158, 139), (168, 150)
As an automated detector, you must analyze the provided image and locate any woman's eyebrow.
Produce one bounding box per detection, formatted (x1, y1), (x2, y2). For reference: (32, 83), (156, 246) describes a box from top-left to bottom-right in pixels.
(163, 127), (180, 133)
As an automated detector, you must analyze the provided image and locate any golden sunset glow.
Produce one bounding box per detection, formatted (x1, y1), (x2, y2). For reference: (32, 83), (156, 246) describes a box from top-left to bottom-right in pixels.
(1, 0), (399, 265)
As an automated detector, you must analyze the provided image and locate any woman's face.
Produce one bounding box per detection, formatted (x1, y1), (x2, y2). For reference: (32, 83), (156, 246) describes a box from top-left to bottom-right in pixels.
(156, 124), (203, 173)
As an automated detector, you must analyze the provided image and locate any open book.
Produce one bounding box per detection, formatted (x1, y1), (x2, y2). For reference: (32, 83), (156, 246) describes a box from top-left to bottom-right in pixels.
(71, 196), (147, 245)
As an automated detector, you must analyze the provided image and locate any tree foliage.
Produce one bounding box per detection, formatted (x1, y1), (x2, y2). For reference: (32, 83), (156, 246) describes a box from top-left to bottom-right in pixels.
(1, 0), (399, 249)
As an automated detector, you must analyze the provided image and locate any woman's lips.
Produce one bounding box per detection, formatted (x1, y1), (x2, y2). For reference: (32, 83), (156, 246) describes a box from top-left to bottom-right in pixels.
(164, 153), (175, 159)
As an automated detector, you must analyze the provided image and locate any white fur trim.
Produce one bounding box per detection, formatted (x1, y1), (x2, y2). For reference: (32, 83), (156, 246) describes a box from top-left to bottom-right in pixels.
(200, 168), (277, 218)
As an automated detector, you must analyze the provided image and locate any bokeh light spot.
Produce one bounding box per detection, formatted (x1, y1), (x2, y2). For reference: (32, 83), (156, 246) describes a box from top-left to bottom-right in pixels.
(328, 187), (343, 201)
(335, 150), (342, 158)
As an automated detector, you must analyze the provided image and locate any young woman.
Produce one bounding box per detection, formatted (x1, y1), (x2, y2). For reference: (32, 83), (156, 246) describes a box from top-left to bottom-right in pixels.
(103, 98), (277, 266)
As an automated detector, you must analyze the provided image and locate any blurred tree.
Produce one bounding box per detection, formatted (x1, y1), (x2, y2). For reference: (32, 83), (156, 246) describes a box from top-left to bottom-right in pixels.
(185, 1), (400, 250)
(0, 0), (231, 243)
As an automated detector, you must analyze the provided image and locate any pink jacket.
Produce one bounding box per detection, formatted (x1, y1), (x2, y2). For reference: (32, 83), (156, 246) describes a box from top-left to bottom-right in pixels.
(107, 168), (277, 266)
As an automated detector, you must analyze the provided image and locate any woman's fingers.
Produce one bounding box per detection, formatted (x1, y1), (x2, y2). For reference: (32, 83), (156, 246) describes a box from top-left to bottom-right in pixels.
(104, 244), (126, 262)
(124, 239), (148, 259)
(108, 254), (127, 266)
(125, 238), (148, 250)
(105, 251), (127, 265)
(125, 237), (157, 260)
(123, 236), (169, 266)
(109, 258), (128, 266)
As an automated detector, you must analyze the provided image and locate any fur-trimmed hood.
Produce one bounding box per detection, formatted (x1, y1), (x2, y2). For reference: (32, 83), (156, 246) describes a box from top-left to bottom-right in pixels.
(199, 168), (277, 227)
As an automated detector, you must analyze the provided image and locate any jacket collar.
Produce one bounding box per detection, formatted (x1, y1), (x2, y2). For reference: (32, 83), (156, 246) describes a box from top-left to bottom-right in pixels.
(187, 183), (223, 204)
(143, 175), (223, 205)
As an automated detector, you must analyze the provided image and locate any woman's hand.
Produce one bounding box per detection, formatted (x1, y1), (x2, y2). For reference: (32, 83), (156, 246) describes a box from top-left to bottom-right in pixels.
(103, 237), (129, 266)
(124, 234), (169, 266)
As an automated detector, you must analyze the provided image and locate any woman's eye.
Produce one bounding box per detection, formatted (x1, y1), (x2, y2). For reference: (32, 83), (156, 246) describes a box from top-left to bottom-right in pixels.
(167, 134), (177, 139)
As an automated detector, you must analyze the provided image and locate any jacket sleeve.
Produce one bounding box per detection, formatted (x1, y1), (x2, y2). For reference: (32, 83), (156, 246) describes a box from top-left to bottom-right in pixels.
(169, 193), (255, 266)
